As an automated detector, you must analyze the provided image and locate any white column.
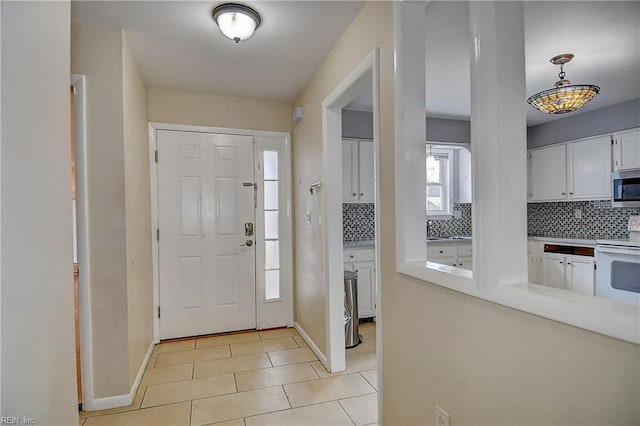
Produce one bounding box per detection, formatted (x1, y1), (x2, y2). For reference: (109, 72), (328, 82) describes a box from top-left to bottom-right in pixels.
(394, 1), (427, 264)
(469, 1), (528, 290)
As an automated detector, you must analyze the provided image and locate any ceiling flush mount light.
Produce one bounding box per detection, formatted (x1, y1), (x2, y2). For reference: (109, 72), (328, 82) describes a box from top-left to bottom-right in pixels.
(212, 3), (261, 44)
(527, 53), (600, 114)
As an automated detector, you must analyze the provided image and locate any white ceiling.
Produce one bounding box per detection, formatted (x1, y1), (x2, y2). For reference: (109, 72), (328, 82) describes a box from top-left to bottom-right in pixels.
(72, 1), (638, 125)
(347, 1), (640, 126)
(71, 1), (364, 101)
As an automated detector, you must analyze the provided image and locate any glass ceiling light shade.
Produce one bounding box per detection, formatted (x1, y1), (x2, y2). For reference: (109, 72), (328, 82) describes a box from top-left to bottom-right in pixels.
(212, 3), (261, 43)
(527, 54), (600, 114)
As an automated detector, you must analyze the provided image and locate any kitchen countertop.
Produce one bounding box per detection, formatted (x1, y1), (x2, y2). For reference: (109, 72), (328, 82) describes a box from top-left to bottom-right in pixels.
(528, 236), (598, 245)
(344, 240), (375, 249)
(426, 236), (472, 243)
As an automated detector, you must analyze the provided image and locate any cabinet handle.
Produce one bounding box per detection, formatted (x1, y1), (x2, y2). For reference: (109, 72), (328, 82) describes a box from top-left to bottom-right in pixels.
(439, 250), (444, 254)
(567, 262), (572, 266)
(355, 270), (359, 273)
(360, 193), (364, 196)
(569, 192), (574, 195)
(559, 261), (563, 264)
(349, 255), (354, 259)
(352, 193), (357, 196)
(561, 192), (566, 195)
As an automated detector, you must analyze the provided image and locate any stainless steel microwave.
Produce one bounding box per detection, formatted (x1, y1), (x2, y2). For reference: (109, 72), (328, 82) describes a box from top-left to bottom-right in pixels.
(612, 170), (640, 207)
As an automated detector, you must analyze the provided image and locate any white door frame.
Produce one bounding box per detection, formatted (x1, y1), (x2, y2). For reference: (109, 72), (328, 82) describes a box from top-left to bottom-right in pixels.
(71, 74), (96, 410)
(148, 122), (293, 342)
(321, 48), (382, 385)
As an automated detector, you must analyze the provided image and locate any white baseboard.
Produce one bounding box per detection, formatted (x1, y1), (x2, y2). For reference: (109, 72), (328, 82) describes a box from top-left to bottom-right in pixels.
(91, 340), (154, 411)
(293, 322), (328, 368)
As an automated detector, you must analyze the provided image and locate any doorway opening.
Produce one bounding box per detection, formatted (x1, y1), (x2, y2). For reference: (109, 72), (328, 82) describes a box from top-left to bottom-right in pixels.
(321, 48), (382, 418)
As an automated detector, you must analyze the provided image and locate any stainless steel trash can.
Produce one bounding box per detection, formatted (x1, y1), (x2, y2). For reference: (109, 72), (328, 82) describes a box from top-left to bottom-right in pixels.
(344, 270), (361, 348)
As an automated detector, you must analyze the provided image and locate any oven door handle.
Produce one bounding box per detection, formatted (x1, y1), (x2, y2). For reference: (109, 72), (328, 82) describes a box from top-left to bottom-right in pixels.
(597, 245), (640, 256)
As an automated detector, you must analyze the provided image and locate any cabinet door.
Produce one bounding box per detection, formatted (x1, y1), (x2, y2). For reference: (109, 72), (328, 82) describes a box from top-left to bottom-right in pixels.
(527, 240), (541, 284)
(358, 140), (375, 202)
(458, 147), (472, 204)
(457, 256), (473, 270)
(541, 255), (566, 289)
(567, 136), (612, 200)
(353, 261), (375, 318)
(613, 128), (640, 171)
(531, 145), (567, 201)
(430, 256), (458, 268)
(565, 257), (595, 295)
(342, 140), (358, 202)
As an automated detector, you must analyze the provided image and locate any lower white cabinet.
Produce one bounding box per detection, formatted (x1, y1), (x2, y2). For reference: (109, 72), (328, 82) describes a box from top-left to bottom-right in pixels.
(344, 248), (376, 319)
(541, 253), (595, 295)
(428, 242), (472, 269)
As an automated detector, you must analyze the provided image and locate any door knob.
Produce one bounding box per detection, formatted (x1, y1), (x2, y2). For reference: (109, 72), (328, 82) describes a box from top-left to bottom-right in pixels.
(241, 240), (254, 247)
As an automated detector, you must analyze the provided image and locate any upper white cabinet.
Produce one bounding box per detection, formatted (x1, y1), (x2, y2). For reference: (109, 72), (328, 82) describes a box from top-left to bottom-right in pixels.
(613, 128), (640, 171)
(529, 135), (612, 202)
(567, 136), (612, 199)
(343, 139), (374, 203)
(530, 144), (567, 201)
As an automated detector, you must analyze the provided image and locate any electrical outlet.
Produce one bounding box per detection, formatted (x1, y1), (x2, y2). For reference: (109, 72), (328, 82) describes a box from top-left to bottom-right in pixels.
(436, 406), (450, 426)
(453, 210), (462, 219)
(574, 208), (582, 219)
(306, 211), (312, 225)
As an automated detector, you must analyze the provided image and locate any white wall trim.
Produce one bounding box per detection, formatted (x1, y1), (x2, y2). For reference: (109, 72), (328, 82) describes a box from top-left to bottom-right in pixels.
(92, 341), (154, 411)
(321, 48), (380, 375)
(293, 322), (328, 367)
(71, 74), (97, 411)
(148, 122), (292, 342)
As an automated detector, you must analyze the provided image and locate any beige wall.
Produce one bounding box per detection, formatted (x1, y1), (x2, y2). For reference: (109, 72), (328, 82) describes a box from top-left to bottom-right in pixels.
(122, 35), (154, 386)
(291, 1), (639, 424)
(72, 23), (131, 398)
(1, 1), (79, 422)
(291, 2), (393, 357)
(148, 88), (292, 133)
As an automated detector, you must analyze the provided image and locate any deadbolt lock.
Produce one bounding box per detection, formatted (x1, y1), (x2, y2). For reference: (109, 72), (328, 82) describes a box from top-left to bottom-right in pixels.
(241, 240), (254, 247)
(245, 222), (254, 236)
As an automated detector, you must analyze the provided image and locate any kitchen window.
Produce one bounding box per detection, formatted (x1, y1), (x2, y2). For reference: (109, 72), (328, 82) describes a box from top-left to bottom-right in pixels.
(426, 145), (453, 217)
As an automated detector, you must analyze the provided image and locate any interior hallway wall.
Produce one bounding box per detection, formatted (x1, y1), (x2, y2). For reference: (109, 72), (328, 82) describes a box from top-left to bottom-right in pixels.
(71, 23), (130, 399)
(122, 35), (154, 386)
(148, 88), (292, 133)
(1, 1), (79, 422)
(291, 1), (394, 358)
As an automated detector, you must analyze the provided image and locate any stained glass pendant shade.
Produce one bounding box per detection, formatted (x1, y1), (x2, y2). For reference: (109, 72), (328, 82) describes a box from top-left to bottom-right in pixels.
(527, 54), (600, 114)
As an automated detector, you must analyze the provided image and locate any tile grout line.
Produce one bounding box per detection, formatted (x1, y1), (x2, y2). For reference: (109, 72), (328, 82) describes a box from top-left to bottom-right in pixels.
(337, 398), (358, 426)
(280, 385), (293, 409)
(189, 400), (193, 426)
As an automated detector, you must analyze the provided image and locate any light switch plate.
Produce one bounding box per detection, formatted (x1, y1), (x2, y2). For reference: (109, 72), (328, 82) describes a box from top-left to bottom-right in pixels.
(574, 208), (582, 219)
(306, 211), (312, 225)
(453, 210), (462, 219)
(628, 215), (640, 232)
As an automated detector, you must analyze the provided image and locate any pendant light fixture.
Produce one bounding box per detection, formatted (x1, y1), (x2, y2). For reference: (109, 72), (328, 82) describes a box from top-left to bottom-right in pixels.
(212, 3), (261, 44)
(527, 53), (600, 114)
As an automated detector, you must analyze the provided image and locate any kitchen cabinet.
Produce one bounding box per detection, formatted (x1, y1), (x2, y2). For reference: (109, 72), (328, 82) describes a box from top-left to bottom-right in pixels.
(344, 248), (376, 318)
(428, 241), (472, 269)
(527, 240), (541, 283)
(567, 136), (612, 199)
(342, 138), (374, 203)
(541, 253), (595, 295)
(529, 135), (612, 202)
(613, 128), (640, 171)
(530, 144), (567, 201)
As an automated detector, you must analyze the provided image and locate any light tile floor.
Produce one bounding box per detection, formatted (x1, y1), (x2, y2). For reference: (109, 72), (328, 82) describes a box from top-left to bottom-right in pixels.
(79, 322), (378, 426)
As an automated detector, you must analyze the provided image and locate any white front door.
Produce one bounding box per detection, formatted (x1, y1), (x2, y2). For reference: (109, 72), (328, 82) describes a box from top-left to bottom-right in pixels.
(157, 130), (256, 339)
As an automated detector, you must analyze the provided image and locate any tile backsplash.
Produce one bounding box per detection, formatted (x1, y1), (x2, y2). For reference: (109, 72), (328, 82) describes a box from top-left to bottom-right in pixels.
(426, 203), (472, 238)
(527, 200), (640, 239)
(344, 200), (636, 242)
(343, 203), (375, 242)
